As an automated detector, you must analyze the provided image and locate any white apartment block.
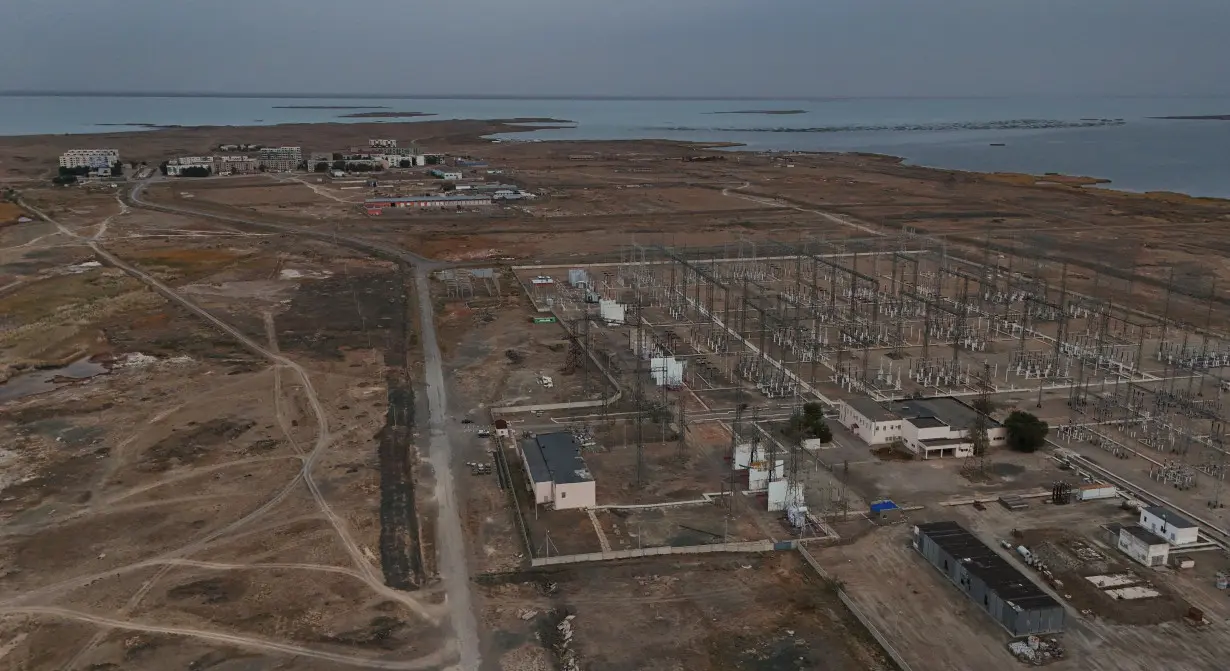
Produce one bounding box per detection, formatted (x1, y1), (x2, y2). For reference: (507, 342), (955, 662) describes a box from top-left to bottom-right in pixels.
(257, 146), (303, 172)
(60, 149), (120, 169)
(165, 156), (213, 176)
(213, 155), (259, 175)
(369, 139), (398, 148)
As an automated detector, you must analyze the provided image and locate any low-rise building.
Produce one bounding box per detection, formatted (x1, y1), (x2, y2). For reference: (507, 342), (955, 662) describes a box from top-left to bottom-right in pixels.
(838, 398), (903, 445)
(258, 146), (303, 172)
(1117, 524), (1170, 567)
(429, 168), (462, 180)
(494, 419), (511, 438)
(518, 432), (595, 510)
(365, 195), (492, 210)
(165, 156), (214, 176)
(369, 138), (398, 148)
(1140, 506), (1200, 545)
(839, 396), (1005, 458)
(60, 149), (120, 169)
(914, 521), (1064, 636)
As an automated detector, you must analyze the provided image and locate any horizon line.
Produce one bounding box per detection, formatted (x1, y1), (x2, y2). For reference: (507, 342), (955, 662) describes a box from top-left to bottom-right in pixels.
(1, 90), (1223, 101)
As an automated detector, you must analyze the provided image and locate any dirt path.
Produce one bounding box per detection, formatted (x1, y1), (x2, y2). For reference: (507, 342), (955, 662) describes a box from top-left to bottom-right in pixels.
(414, 264), (482, 670)
(0, 606), (453, 670)
(128, 177), (483, 670)
(12, 197), (455, 668)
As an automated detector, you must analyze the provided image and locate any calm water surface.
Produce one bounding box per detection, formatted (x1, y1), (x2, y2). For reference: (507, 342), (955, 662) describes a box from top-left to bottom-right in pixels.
(3, 95), (1229, 197)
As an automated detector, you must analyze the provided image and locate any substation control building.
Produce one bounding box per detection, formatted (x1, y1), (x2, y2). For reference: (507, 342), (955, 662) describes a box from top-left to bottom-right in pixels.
(839, 396), (1006, 458)
(519, 432), (596, 510)
(913, 521), (1065, 637)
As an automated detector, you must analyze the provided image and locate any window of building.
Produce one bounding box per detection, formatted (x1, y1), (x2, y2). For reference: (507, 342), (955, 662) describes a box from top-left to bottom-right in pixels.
(560, 491), (566, 498)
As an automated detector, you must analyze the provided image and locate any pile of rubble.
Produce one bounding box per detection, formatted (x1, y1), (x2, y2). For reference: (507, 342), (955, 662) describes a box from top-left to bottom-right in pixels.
(1008, 636), (1065, 666)
(554, 614), (580, 671)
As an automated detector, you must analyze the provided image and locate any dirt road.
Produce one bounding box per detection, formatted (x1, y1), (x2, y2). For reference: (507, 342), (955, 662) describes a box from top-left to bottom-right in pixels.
(414, 264), (482, 670)
(128, 177), (483, 669)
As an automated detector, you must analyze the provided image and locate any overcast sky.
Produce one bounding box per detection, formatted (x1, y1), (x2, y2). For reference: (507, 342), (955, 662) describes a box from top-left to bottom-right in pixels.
(3, 0), (1228, 98)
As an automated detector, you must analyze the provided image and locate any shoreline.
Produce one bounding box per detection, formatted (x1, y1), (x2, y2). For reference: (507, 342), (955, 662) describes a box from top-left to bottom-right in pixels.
(0, 117), (1224, 203)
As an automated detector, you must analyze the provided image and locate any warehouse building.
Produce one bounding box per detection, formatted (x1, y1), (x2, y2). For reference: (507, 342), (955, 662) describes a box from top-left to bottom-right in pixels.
(913, 521), (1064, 637)
(519, 432), (596, 510)
(364, 195), (492, 210)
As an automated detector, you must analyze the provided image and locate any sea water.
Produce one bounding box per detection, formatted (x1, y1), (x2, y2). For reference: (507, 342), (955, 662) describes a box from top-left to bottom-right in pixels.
(2, 94), (1229, 197)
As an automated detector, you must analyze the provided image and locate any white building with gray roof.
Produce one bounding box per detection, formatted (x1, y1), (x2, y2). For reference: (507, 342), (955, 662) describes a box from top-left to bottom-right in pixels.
(839, 396), (1006, 458)
(518, 432), (596, 510)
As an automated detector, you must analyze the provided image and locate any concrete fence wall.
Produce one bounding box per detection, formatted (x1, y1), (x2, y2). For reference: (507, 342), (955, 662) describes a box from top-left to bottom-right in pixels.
(796, 544), (914, 671)
(530, 540), (780, 567)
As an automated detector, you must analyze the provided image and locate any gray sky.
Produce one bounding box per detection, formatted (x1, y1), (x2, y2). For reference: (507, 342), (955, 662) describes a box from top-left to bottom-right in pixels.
(3, 0), (1228, 97)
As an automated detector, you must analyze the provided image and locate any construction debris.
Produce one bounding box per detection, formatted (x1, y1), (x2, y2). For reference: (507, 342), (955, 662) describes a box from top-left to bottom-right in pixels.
(1008, 636), (1065, 666)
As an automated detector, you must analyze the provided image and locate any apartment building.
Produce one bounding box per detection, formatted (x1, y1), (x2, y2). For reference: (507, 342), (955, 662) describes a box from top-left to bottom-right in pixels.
(213, 155), (260, 175)
(257, 146), (303, 172)
(165, 156), (214, 176)
(60, 149), (120, 169)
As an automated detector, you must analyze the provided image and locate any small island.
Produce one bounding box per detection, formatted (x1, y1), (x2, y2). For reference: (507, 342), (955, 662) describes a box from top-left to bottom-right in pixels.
(1149, 115), (1230, 121)
(708, 109), (807, 115)
(338, 111), (437, 119)
(274, 105), (389, 110)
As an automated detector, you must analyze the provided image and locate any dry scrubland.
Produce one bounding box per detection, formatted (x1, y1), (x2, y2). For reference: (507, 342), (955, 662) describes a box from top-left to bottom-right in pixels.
(0, 117), (1229, 669)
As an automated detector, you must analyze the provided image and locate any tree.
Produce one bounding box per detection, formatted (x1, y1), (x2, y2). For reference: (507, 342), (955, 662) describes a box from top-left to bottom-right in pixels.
(398, 159), (411, 169)
(332, 152), (343, 161)
(59, 166), (89, 177)
(111, 161), (123, 177)
(785, 402), (832, 443)
(158, 161), (169, 176)
(314, 162), (330, 173)
(1004, 411), (1049, 453)
(178, 166), (211, 177)
(425, 155), (441, 165)
(52, 174), (78, 185)
(332, 160), (346, 171)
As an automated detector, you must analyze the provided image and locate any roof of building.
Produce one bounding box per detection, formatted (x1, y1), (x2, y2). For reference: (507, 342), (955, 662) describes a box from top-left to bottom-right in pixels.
(916, 521), (1060, 612)
(844, 397), (898, 422)
(890, 397), (1000, 430)
(908, 416), (948, 429)
(520, 438), (552, 483)
(1120, 524), (1169, 547)
(535, 432), (594, 484)
(520, 432), (593, 485)
(365, 196), (490, 203)
(1143, 506), (1197, 529)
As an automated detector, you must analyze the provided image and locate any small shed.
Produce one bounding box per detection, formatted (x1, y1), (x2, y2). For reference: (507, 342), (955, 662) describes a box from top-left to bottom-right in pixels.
(494, 418), (511, 438)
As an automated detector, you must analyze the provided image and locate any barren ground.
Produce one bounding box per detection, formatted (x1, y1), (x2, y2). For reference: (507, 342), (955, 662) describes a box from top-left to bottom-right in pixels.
(3, 117), (1230, 669)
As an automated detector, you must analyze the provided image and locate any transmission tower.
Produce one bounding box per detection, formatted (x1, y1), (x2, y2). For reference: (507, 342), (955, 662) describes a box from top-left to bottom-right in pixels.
(633, 277), (647, 488)
(962, 362), (994, 478)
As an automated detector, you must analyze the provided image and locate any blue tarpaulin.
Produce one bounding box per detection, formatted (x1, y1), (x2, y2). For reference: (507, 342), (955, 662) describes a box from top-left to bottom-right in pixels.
(870, 499), (899, 514)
